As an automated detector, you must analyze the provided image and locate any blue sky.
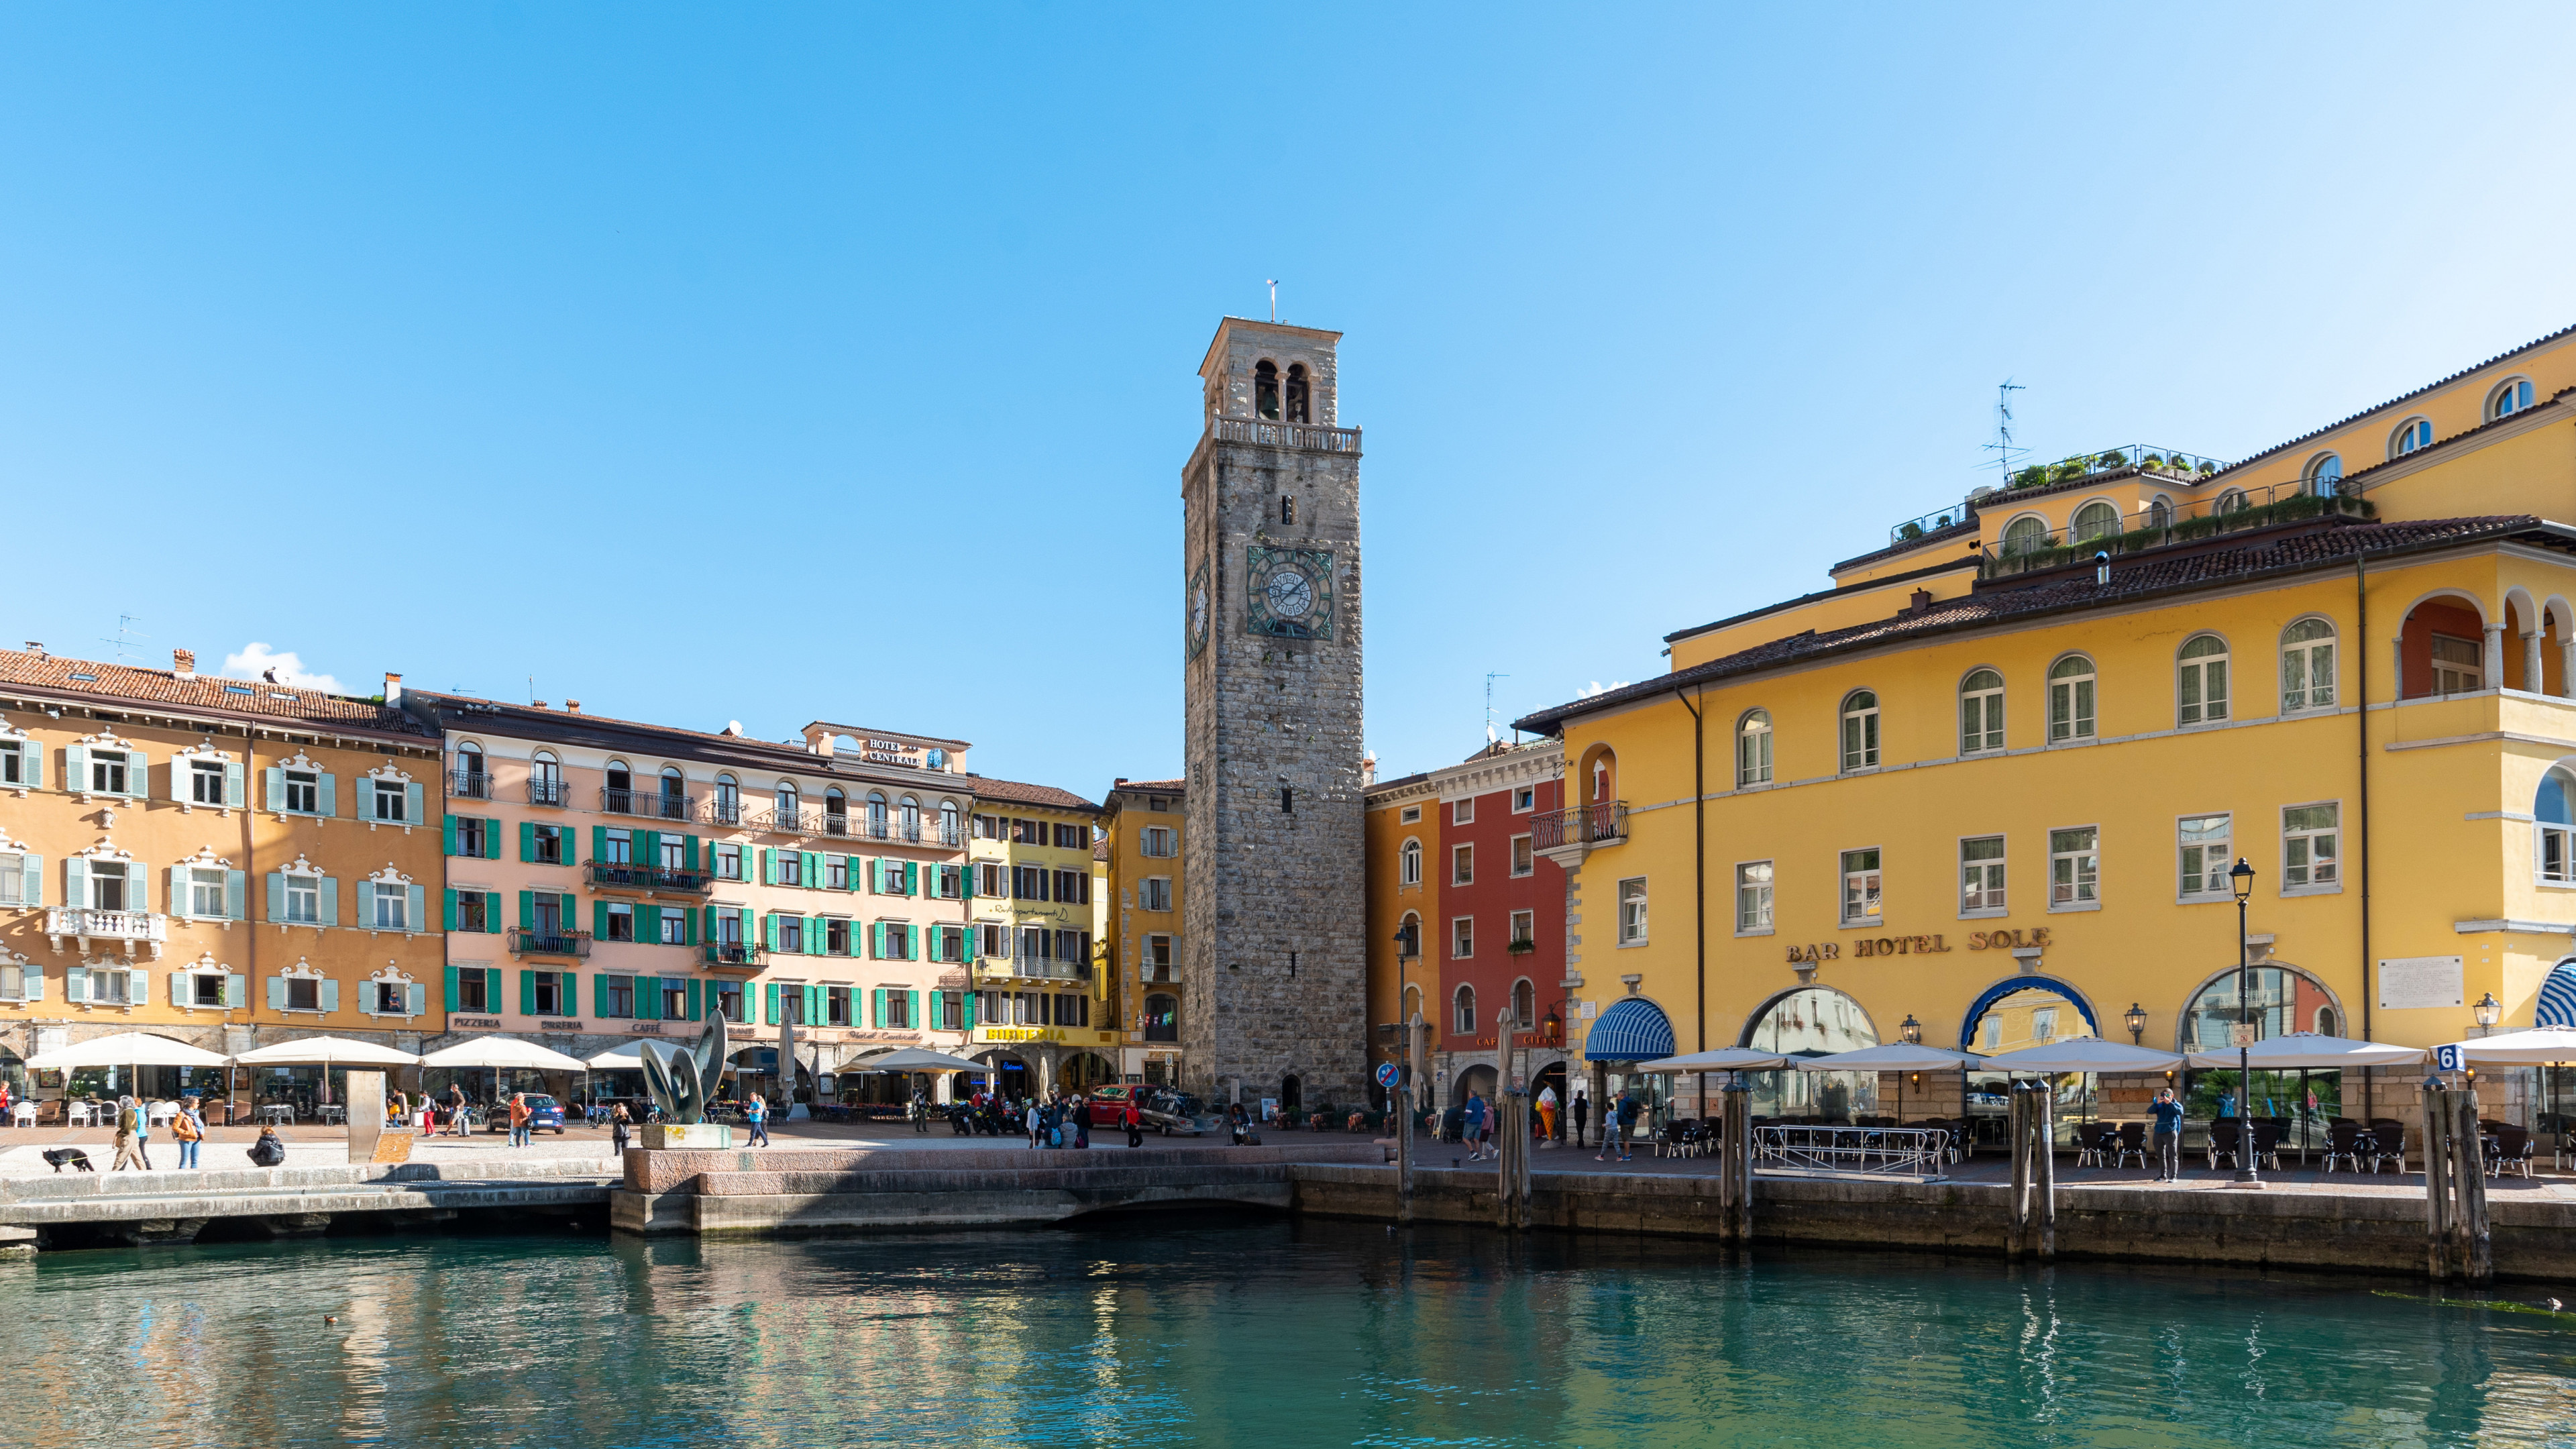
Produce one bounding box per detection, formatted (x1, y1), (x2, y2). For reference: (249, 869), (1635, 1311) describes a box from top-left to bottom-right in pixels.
(7, 7), (2575, 794)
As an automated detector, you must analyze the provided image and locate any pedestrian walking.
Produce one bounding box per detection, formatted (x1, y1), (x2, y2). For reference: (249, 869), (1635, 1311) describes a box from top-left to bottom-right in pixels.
(1572, 1091), (1590, 1150)
(111, 1095), (148, 1172)
(1029, 1100), (1048, 1150)
(1124, 1097), (1144, 1148)
(1070, 1097), (1090, 1149)
(2150, 1086), (2186, 1182)
(610, 1102), (632, 1153)
(911, 1085), (930, 1136)
(506, 1092), (533, 1148)
(1536, 1083), (1560, 1148)
(1614, 1093), (1639, 1163)
(448, 1083), (470, 1138)
(1463, 1091), (1490, 1161)
(745, 1093), (771, 1148)
(174, 1095), (205, 1169)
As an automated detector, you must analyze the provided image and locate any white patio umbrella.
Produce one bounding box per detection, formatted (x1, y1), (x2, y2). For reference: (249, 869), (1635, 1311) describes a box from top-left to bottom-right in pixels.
(419, 1035), (589, 1117)
(1635, 1049), (1791, 1073)
(2431, 1026), (2576, 1066)
(2183, 1032), (2428, 1071)
(25, 1030), (231, 1122)
(232, 1036), (420, 1067)
(584, 1042), (647, 1068)
(1985, 1038), (2184, 1073)
(859, 1047), (1000, 1073)
(1791, 1043), (1992, 1072)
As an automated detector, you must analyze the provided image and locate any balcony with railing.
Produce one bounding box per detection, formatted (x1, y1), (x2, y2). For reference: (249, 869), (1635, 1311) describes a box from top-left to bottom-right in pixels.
(700, 941), (767, 973)
(584, 860), (715, 895)
(1532, 802), (1627, 854)
(700, 797), (744, 828)
(1979, 478), (2371, 582)
(44, 907), (168, 959)
(814, 814), (963, 847)
(527, 777), (570, 806)
(449, 769), (492, 800)
(1210, 415), (1362, 455)
(508, 928), (593, 959)
(602, 787), (693, 821)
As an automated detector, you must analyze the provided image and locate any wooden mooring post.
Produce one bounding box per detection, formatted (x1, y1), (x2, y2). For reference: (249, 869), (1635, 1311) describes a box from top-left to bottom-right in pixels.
(2422, 1083), (2491, 1283)
(2006, 1081), (2056, 1260)
(1717, 1078), (1752, 1244)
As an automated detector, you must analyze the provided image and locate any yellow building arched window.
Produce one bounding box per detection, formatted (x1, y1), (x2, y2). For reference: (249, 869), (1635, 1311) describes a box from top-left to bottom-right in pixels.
(1839, 691), (1879, 771)
(1959, 670), (2003, 754)
(2281, 618), (2337, 712)
(2179, 635), (2231, 725)
(2047, 655), (2096, 741)
(1736, 710), (1772, 786)
(2070, 500), (2121, 543)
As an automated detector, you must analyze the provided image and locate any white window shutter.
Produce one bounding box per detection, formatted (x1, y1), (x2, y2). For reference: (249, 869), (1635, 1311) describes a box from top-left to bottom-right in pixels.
(130, 866), (148, 914)
(65, 965), (85, 1003)
(128, 969), (148, 1006)
(21, 853), (40, 908)
(128, 751), (149, 800)
(168, 865), (189, 920)
(317, 876), (338, 927)
(405, 981), (424, 1017)
(225, 761), (245, 808)
(267, 975), (285, 1010)
(320, 979), (339, 1013)
(264, 767), (285, 812)
(19, 966), (36, 1002)
(225, 870), (246, 920)
(357, 982), (375, 1017)
(407, 884), (425, 932)
(169, 971), (189, 1007)
(405, 782), (423, 823)
(65, 745), (85, 792)
(319, 771), (337, 817)
(21, 743), (38, 789)
(225, 973), (245, 1008)
(65, 857), (86, 910)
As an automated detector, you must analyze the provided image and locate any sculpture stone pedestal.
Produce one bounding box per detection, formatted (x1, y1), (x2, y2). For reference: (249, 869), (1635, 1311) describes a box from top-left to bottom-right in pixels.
(639, 1123), (733, 1150)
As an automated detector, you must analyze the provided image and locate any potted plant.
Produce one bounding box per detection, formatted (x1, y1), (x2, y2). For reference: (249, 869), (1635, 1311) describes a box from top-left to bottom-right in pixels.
(1507, 937), (1537, 955)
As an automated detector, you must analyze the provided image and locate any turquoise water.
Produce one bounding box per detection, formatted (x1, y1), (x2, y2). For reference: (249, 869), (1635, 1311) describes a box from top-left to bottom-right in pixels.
(11, 1218), (2576, 1447)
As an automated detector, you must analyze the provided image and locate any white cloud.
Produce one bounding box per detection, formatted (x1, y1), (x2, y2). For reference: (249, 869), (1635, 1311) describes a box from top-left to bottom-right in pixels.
(1576, 680), (1631, 699)
(220, 643), (346, 694)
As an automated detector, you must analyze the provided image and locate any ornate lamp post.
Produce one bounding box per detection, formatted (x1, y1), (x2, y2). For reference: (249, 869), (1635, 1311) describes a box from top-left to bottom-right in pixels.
(2230, 857), (2259, 1187)
(2125, 1002), (2147, 1044)
(2473, 991), (2502, 1038)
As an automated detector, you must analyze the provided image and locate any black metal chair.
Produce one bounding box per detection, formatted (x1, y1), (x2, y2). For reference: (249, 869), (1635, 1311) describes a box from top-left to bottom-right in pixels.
(2492, 1124), (2534, 1179)
(2322, 1121), (2366, 1173)
(2368, 1119), (2407, 1173)
(2114, 1121), (2148, 1170)
(2206, 1120), (2243, 1170)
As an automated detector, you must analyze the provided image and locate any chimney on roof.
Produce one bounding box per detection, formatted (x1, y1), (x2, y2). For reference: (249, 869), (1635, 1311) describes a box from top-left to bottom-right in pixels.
(383, 672), (402, 704)
(565, 700), (580, 714)
(531, 700), (549, 711)
(172, 648), (197, 681)
(1361, 751), (1378, 789)
(23, 642), (42, 656)
(722, 720), (744, 737)
(804, 724), (835, 756)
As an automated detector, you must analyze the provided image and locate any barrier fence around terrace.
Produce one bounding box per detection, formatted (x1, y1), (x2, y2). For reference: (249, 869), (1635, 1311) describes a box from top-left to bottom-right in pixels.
(1754, 1124), (1949, 1180)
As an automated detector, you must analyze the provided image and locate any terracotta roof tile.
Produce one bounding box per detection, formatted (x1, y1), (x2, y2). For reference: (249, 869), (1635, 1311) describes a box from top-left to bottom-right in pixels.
(2216, 321), (2576, 478)
(1521, 515), (2566, 735)
(0, 649), (433, 737)
(966, 775), (1100, 812)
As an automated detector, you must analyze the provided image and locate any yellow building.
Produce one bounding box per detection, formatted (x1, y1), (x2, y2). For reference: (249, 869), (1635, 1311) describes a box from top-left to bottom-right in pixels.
(1514, 323), (2576, 1141)
(0, 647), (445, 1112)
(1100, 777), (1184, 1084)
(964, 781), (1109, 1094)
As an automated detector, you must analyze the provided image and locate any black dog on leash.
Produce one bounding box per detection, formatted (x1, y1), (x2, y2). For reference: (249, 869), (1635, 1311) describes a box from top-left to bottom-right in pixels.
(42, 1148), (94, 1173)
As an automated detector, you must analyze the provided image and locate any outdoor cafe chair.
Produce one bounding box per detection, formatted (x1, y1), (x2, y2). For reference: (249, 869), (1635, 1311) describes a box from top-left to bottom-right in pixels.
(2492, 1125), (2536, 1179)
(2114, 1122), (2147, 1169)
(2322, 1122), (2367, 1173)
(2368, 1120), (2408, 1173)
(2072, 1125), (2111, 1169)
(2250, 1122), (2287, 1172)
(2206, 1120), (2243, 1171)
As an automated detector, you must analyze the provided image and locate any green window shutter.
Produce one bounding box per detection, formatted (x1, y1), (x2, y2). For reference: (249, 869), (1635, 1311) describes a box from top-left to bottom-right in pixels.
(519, 821), (537, 861)
(639, 830), (660, 868)
(871, 988), (883, 1028)
(700, 906), (714, 945)
(443, 814), (459, 856)
(870, 922), (884, 959)
(904, 861), (918, 896)
(520, 970), (536, 1016)
(588, 825), (604, 863)
(800, 851), (820, 890)
(685, 835), (700, 870)
(908, 924), (920, 962)
(963, 925), (977, 965)
(764, 981), (781, 1024)
(443, 889), (458, 930)
(806, 983), (823, 1024)
(686, 979), (702, 1020)
(842, 855), (860, 893)
(963, 992), (976, 1030)
(760, 848), (774, 885)
(594, 972), (609, 1016)
(518, 891), (535, 929)
(443, 963), (460, 1011)
(485, 820), (502, 860)
(685, 909), (699, 946)
(908, 989), (921, 1030)
(592, 900), (607, 938)
(762, 912), (777, 950)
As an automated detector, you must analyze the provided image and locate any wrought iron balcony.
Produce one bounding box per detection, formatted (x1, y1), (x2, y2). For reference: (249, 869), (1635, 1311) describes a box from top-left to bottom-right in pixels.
(527, 777), (570, 806)
(449, 769), (492, 800)
(602, 787), (693, 820)
(584, 861), (715, 894)
(1532, 802), (1627, 852)
(700, 798), (744, 827)
(701, 942), (767, 972)
(508, 928), (592, 959)
(44, 907), (168, 960)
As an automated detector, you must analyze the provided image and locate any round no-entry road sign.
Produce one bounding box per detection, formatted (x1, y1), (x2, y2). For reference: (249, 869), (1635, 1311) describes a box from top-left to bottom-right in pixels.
(1375, 1063), (1401, 1088)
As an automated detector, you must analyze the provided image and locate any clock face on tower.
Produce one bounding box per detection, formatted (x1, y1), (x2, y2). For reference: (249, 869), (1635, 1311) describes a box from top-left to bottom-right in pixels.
(1185, 559), (1211, 658)
(1243, 546), (1335, 641)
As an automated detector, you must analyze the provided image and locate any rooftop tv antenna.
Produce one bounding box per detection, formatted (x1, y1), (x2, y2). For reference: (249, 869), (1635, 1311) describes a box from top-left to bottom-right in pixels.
(1486, 672), (1511, 744)
(1265, 279), (1279, 323)
(1980, 379), (2029, 482)
(98, 614), (148, 663)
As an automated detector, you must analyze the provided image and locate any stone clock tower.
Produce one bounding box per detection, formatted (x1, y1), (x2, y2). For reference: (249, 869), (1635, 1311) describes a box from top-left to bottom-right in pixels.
(1179, 318), (1367, 1110)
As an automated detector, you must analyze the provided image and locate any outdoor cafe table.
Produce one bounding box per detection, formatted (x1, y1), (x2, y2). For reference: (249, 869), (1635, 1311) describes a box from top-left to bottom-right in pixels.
(257, 1104), (296, 1126)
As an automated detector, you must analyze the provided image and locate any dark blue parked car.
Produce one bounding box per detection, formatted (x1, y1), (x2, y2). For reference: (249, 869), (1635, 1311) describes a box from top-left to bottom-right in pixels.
(486, 1093), (567, 1134)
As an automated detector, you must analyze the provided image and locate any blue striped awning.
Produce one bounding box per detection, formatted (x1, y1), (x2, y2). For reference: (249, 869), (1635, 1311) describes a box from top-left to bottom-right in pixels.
(2539, 958), (2576, 1028)
(1587, 998), (1676, 1062)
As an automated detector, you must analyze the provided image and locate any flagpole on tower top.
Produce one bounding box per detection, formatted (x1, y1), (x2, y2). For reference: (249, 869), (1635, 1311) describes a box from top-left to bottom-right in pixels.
(1266, 280), (1278, 323)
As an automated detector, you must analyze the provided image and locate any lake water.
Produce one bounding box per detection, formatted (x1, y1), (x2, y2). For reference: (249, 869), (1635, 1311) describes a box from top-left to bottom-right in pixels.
(13, 1216), (2576, 1447)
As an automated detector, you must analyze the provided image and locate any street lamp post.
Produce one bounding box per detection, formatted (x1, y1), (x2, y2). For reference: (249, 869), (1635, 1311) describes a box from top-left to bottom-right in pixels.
(2229, 857), (2259, 1187)
(2125, 1003), (2147, 1044)
(1896, 1015), (1921, 1123)
(2473, 992), (2502, 1038)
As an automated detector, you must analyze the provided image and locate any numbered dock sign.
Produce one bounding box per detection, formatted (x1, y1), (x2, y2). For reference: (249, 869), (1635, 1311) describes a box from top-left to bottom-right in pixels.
(2434, 1043), (2465, 1072)
(1375, 1063), (1401, 1088)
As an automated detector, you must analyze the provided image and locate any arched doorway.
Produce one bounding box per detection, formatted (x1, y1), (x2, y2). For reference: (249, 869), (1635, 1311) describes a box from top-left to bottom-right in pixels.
(1061, 1052), (1116, 1092)
(1450, 1062), (1497, 1110)
(1741, 986), (1878, 1123)
(1960, 975), (2100, 1147)
(2177, 961), (2349, 1151)
(973, 1051), (1032, 1102)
